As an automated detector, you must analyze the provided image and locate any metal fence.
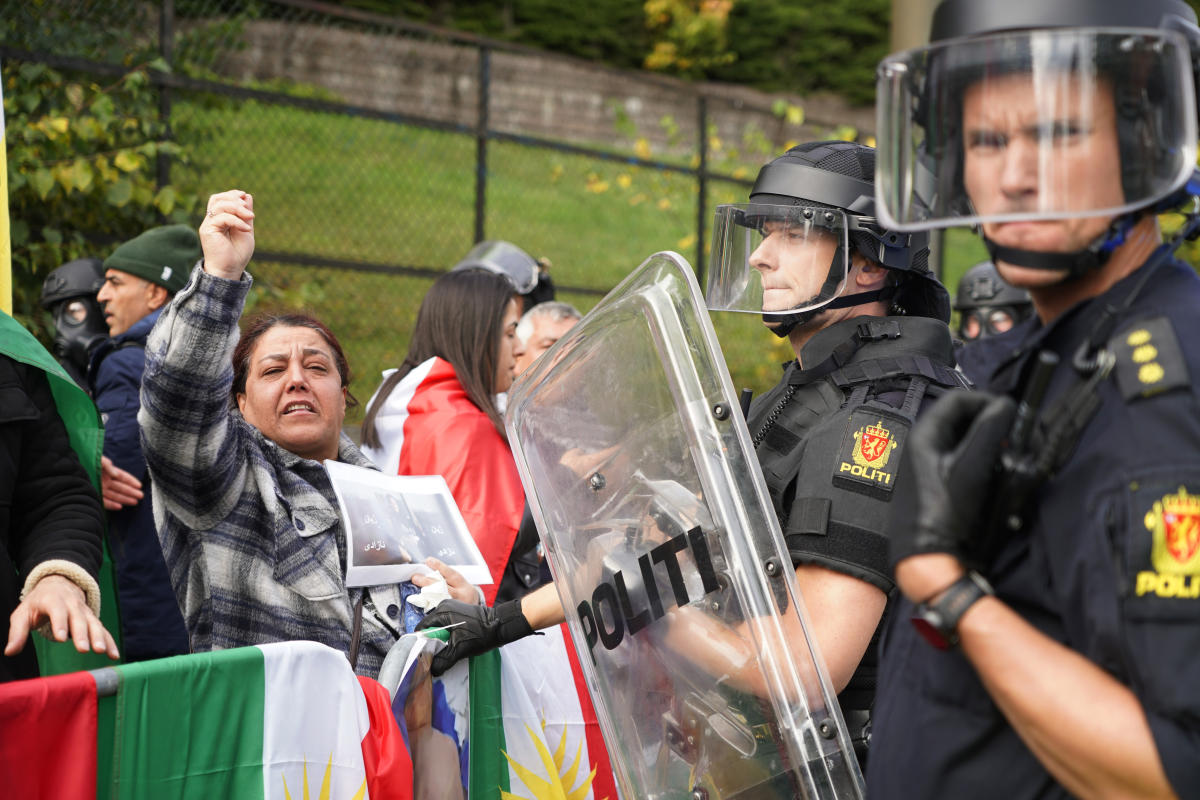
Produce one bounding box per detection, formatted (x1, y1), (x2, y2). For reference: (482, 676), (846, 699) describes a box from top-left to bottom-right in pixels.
(2, 0), (870, 415)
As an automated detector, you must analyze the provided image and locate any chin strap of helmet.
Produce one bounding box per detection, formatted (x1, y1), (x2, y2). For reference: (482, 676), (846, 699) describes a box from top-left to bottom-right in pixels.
(765, 285), (897, 338)
(981, 213), (1140, 280)
(983, 170), (1200, 282)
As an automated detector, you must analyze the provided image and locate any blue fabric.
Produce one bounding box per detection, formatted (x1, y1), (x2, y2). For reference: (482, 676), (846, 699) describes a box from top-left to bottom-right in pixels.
(87, 307), (188, 661)
(871, 258), (1200, 798)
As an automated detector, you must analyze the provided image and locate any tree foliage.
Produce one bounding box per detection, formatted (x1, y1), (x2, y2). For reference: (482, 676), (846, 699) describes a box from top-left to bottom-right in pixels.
(642, 0), (736, 78)
(3, 1), (213, 332)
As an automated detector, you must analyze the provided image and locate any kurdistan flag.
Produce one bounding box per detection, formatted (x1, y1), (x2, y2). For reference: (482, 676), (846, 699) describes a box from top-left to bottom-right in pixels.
(468, 625), (618, 800)
(111, 641), (408, 799)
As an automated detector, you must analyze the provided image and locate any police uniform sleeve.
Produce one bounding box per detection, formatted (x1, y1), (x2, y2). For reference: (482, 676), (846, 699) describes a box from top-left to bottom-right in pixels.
(781, 404), (910, 593)
(1099, 316), (1200, 791)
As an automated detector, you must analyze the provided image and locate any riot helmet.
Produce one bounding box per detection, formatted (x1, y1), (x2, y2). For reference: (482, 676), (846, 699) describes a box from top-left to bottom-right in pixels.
(707, 140), (950, 338)
(452, 240), (539, 295)
(954, 260), (1034, 341)
(875, 0), (1200, 276)
(39, 257), (108, 381)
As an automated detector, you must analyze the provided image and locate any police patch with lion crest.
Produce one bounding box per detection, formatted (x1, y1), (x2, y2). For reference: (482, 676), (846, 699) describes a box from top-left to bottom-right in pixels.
(833, 409), (908, 499)
(1136, 486), (1200, 600)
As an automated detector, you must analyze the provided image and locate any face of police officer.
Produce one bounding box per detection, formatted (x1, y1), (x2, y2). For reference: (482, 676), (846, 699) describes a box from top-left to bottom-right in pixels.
(962, 73), (1124, 288)
(959, 305), (1021, 341)
(494, 297), (526, 394)
(750, 221), (843, 315)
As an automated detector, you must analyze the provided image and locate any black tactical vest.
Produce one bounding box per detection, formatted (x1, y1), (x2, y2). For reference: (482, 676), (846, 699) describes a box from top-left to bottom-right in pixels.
(747, 315), (969, 732)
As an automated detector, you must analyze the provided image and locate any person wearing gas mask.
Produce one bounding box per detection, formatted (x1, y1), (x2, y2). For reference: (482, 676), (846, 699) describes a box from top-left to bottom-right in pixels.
(420, 141), (968, 767)
(954, 259), (1034, 343)
(39, 257), (108, 390)
(953, 259), (1036, 375)
(88, 224), (197, 661)
(870, 1), (1200, 796)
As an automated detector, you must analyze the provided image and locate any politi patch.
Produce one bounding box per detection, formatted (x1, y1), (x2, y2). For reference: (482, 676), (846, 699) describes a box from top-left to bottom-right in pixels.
(833, 409), (908, 499)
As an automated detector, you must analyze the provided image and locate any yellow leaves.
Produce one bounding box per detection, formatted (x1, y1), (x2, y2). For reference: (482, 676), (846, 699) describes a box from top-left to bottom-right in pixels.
(113, 149), (144, 173)
(657, 197), (672, 211)
(784, 105), (804, 126)
(731, 166), (748, 180)
(616, 173), (632, 189)
(629, 192), (647, 206)
(864, 135), (877, 149)
(585, 173), (609, 194)
(634, 138), (652, 161)
(46, 117), (69, 135)
(549, 163), (564, 183)
(677, 234), (696, 251)
(30, 169), (54, 200)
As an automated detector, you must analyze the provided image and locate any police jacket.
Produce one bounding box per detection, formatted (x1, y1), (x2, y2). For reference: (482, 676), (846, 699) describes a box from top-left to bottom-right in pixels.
(748, 314), (966, 714)
(870, 257), (1200, 798)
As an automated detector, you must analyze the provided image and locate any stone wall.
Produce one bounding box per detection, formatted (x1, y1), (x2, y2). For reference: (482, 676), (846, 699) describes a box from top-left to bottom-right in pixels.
(206, 19), (875, 163)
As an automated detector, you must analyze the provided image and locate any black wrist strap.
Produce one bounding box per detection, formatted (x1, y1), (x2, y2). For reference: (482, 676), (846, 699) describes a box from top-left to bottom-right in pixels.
(911, 570), (993, 651)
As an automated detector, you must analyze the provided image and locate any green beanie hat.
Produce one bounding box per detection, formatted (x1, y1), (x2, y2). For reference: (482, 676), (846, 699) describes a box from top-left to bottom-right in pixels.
(103, 224), (200, 294)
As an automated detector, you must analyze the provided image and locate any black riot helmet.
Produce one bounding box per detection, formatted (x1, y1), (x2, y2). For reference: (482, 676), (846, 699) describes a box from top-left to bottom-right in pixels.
(875, 0), (1200, 278)
(707, 140), (951, 338)
(954, 260), (1034, 341)
(39, 257), (108, 384)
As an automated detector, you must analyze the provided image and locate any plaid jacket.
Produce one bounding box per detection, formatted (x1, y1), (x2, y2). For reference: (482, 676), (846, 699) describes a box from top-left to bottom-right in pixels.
(138, 266), (401, 676)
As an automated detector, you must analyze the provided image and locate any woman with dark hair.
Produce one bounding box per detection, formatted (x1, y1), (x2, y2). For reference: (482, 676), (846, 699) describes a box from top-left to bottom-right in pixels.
(360, 268), (527, 605)
(138, 189), (474, 677)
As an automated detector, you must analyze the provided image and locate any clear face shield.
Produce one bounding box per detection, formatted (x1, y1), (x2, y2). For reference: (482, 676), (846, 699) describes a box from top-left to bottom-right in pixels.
(876, 27), (1199, 231)
(707, 203), (858, 321)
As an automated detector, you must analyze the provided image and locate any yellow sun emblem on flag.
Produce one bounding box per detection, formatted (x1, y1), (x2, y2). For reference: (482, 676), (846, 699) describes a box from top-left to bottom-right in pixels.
(281, 754), (368, 800)
(501, 724), (609, 800)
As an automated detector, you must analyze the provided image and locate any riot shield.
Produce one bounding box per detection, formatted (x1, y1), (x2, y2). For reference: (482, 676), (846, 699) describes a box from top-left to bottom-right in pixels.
(505, 252), (864, 800)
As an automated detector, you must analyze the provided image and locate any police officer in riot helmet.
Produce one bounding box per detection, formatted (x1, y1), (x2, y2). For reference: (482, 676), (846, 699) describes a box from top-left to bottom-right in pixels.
(39, 257), (108, 389)
(871, 1), (1200, 797)
(954, 260), (1034, 342)
(416, 145), (969, 768)
(707, 139), (968, 765)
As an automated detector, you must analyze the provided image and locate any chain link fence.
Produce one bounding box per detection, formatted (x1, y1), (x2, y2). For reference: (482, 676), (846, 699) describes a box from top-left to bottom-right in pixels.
(3, 0), (879, 418)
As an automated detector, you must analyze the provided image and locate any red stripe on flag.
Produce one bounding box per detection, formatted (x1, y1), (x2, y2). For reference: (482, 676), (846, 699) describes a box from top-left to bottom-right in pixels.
(357, 675), (414, 800)
(0, 670), (97, 797)
(560, 623), (619, 800)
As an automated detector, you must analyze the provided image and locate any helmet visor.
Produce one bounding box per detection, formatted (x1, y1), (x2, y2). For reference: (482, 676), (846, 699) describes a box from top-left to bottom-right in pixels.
(876, 28), (1198, 230)
(452, 240), (539, 294)
(706, 203), (850, 317)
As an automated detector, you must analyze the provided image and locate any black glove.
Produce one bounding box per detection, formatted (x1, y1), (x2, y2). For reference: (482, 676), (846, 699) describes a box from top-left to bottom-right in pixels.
(416, 599), (535, 676)
(888, 389), (1017, 568)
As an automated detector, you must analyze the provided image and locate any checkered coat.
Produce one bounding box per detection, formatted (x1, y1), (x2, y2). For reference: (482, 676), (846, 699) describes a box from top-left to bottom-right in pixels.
(138, 266), (402, 676)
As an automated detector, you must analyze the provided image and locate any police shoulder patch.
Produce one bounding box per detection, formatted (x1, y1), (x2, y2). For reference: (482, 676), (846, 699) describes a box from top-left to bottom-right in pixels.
(1109, 316), (1189, 402)
(1132, 484), (1200, 600)
(832, 408), (909, 499)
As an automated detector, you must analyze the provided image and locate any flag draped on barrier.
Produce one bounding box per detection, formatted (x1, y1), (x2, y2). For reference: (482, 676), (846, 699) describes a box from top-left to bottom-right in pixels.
(0, 641), (411, 799)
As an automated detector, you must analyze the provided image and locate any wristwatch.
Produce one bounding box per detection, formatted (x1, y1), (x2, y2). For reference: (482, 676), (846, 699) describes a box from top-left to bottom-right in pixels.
(910, 570), (994, 651)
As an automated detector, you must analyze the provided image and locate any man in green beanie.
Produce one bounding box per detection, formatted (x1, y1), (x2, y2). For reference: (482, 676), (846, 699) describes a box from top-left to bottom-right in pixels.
(88, 224), (198, 661)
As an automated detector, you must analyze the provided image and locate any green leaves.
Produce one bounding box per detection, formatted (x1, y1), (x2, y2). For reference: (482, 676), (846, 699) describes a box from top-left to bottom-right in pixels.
(4, 58), (203, 322)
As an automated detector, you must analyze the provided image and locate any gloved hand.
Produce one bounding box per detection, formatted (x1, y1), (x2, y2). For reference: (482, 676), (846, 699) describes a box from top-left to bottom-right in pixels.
(889, 389), (1017, 568)
(416, 598), (535, 676)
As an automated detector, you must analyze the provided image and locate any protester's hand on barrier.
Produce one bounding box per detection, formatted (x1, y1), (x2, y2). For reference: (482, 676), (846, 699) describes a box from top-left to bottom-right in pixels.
(416, 599), (534, 676)
(414, 557), (479, 604)
(5, 574), (120, 660)
(200, 190), (255, 280)
(100, 455), (143, 510)
(889, 390), (1016, 602)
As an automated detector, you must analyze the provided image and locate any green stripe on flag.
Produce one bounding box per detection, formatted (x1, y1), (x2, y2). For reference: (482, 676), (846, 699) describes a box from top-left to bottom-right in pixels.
(112, 648), (266, 799)
(469, 647), (509, 798)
